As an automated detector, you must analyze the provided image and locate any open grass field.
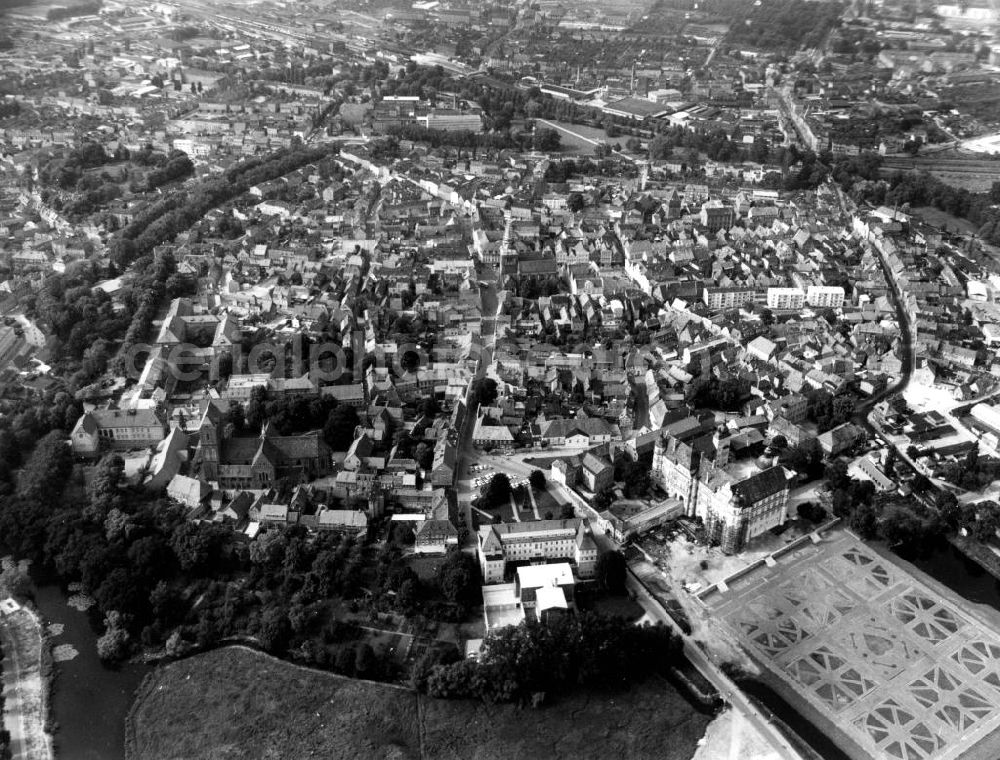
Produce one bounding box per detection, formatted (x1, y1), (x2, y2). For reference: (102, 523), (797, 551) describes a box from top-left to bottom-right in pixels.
(919, 171), (998, 193)
(128, 646), (711, 760)
(909, 206), (980, 236)
(128, 647), (421, 760)
(540, 120), (611, 154)
(535, 487), (564, 516)
(586, 591), (646, 621)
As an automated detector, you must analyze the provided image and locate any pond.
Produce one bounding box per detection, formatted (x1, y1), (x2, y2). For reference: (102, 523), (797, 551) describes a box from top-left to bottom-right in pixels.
(33, 584), (150, 760)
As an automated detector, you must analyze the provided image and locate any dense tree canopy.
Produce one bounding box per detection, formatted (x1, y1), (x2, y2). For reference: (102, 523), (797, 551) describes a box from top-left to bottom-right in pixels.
(482, 473), (512, 507)
(423, 614), (681, 702)
(595, 550), (627, 594)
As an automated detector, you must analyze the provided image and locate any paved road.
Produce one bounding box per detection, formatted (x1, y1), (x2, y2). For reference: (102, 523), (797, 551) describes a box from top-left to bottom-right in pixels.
(454, 281), (499, 550)
(837, 192), (972, 500)
(456, 255), (802, 760)
(625, 572), (808, 760)
(0, 617), (30, 760)
(0, 609), (52, 760)
(854, 242), (914, 418)
(833, 187), (916, 451)
(838, 197), (968, 505)
(703, 38), (722, 68)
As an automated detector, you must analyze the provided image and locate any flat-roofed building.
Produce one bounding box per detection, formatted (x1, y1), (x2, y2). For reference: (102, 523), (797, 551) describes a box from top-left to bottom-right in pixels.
(806, 285), (846, 308)
(704, 286), (755, 310)
(598, 498), (684, 542)
(767, 287), (805, 310)
(481, 562), (577, 631)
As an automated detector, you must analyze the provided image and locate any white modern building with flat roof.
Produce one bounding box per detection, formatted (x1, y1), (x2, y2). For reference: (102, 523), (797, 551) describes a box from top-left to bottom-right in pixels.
(481, 562), (576, 631)
(767, 287), (805, 310)
(806, 285), (846, 308)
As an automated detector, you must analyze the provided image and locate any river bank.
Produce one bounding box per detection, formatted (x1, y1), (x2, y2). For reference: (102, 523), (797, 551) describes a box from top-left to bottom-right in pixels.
(31, 584), (149, 760)
(0, 601), (54, 760)
(890, 536), (1000, 623)
(949, 533), (1000, 582)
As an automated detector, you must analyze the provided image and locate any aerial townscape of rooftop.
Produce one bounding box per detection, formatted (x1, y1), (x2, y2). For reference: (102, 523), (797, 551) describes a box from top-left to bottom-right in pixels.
(2, 0), (1000, 758)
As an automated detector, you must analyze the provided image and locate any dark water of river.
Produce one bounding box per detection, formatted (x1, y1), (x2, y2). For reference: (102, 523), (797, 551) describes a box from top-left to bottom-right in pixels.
(895, 538), (1000, 611)
(737, 679), (852, 760)
(33, 584), (149, 760)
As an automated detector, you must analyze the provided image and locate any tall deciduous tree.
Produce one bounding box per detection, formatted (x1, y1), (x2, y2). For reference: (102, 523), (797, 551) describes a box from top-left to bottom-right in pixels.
(483, 473), (512, 507)
(323, 405), (360, 450)
(595, 550), (627, 594)
(437, 549), (480, 609)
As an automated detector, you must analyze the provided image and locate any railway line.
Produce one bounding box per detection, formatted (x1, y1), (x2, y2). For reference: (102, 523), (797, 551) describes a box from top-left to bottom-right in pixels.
(878, 156), (1000, 191)
(880, 157), (1000, 174)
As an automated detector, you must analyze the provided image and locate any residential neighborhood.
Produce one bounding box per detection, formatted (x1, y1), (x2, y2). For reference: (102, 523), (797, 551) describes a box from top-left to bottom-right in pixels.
(3, 0), (1000, 758)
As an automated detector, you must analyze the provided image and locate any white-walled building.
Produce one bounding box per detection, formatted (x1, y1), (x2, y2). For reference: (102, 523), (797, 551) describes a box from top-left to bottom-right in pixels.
(477, 518), (598, 583)
(696, 466), (792, 553)
(704, 286), (756, 310)
(481, 562), (576, 631)
(71, 408), (168, 456)
(653, 430), (791, 553)
(766, 287), (805, 310)
(653, 431), (730, 513)
(806, 285), (846, 308)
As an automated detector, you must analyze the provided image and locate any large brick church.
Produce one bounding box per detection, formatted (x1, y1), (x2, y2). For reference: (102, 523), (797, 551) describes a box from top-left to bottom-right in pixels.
(196, 403), (331, 490)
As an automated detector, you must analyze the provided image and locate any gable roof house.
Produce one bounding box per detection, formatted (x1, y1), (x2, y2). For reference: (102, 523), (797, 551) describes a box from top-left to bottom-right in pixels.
(167, 474), (212, 510)
(71, 408), (168, 456)
(143, 426), (189, 491)
(413, 519), (459, 554)
(817, 421), (864, 456)
(538, 417), (620, 446)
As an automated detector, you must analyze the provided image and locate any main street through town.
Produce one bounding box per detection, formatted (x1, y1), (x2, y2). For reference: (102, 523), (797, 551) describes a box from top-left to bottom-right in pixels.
(452, 189), (916, 760)
(454, 278), (499, 552)
(831, 186), (922, 479)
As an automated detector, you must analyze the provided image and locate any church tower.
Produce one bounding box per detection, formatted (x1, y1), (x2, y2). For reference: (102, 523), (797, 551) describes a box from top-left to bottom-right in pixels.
(197, 402), (222, 480)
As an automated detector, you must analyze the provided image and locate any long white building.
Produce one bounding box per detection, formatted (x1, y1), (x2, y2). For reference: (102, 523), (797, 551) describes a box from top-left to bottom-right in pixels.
(806, 285), (846, 308)
(477, 518), (598, 583)
(766, 287), (805, 310)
